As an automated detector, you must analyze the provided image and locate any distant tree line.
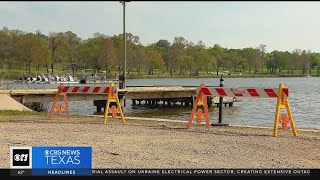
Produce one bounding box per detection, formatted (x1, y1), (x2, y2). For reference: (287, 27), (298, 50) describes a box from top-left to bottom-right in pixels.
(0, 27), (320, 76)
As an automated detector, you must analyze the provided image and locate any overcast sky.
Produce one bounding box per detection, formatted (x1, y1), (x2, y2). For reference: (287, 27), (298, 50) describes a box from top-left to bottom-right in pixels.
(1, 1), (320, 52)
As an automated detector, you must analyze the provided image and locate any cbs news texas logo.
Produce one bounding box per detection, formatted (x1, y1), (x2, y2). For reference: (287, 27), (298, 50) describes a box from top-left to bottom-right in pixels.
(10, 146), (91, 170)
(10, 147), (32, 169)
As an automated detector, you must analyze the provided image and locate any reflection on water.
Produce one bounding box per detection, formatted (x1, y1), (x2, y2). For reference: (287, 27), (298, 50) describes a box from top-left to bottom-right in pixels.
(5, 77), (320, 130)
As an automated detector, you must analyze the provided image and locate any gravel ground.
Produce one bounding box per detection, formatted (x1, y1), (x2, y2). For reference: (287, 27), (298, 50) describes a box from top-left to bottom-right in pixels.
(1, 115), (320, 168)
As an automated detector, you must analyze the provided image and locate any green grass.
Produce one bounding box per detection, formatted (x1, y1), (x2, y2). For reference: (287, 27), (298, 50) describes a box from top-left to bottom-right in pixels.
(0, 110), (41, 116)
(1, 66), (319, 80)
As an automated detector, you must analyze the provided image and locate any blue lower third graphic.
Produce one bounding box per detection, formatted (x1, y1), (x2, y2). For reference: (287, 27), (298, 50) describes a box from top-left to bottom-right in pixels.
(32, 146), (92, 176)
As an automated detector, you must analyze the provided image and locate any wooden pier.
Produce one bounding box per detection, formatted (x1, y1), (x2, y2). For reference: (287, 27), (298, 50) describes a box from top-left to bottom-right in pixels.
(0, 86), (241, 112)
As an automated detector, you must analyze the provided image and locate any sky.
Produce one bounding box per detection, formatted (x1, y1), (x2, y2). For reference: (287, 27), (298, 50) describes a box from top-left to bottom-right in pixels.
(1, 1), (320, 52)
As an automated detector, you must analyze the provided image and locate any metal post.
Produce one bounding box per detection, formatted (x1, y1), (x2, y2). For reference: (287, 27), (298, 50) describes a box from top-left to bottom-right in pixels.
(119, 1), (127, 89)
(123, 1), (126, 89)
(218, 75), (224, 123)
(119, 1), (128, 89)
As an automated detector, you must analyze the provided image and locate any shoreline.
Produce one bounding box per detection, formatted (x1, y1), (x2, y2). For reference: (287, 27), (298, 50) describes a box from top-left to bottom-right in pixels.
(1, 114), (320, 168)
(86, 115), (320, 132)
(2, 113), (320, 132)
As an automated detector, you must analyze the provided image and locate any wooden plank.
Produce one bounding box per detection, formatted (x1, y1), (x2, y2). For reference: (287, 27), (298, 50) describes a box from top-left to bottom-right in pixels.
(1, 86), (240, 103)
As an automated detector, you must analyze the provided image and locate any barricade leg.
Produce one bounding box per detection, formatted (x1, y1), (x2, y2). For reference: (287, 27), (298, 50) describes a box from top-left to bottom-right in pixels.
(273, 84), (283, 137)
(284, 99), (297, 136)
(103, 95), (111, 124)
(203, 97), (210, 128)
(115, 95), (125, 124)
(63, 92), (71, 119)
(187, 91), (201, 128)
(48, 92), (60, 119)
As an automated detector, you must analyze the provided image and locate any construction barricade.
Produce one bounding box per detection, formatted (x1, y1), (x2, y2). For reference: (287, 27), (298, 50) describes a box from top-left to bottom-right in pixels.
(188, 83), (297, 137)
(48, 83), (70, 119)
(48, 82), (125, 124)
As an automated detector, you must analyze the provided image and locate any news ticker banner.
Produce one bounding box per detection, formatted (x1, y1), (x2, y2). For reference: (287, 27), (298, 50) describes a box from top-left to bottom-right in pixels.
(10, 146), (92, 176)
(4, 169), (320, 176)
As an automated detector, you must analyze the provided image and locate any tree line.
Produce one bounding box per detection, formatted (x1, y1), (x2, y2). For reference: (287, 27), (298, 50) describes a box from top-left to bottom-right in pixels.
(1, 27), (320, 77)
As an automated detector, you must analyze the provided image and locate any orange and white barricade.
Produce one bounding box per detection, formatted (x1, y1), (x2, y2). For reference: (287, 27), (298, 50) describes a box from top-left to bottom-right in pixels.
(48, 82), (125, 124)
(188, 83), (297, 137)
(187, 83), (210, 128)
(48, 83), (71, 119)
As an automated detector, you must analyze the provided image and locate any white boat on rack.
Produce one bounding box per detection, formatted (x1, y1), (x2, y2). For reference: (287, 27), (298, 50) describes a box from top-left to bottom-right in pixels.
(13, 71), (119, 85)
(14, 74), (79, 84)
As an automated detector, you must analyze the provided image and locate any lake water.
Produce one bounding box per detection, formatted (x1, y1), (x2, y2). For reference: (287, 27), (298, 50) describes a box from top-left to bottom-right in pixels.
(3, 77), (320, 130)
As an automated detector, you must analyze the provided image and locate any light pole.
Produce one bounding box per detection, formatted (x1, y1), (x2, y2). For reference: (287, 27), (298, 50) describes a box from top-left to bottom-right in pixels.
(120, 1), (129, 89)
